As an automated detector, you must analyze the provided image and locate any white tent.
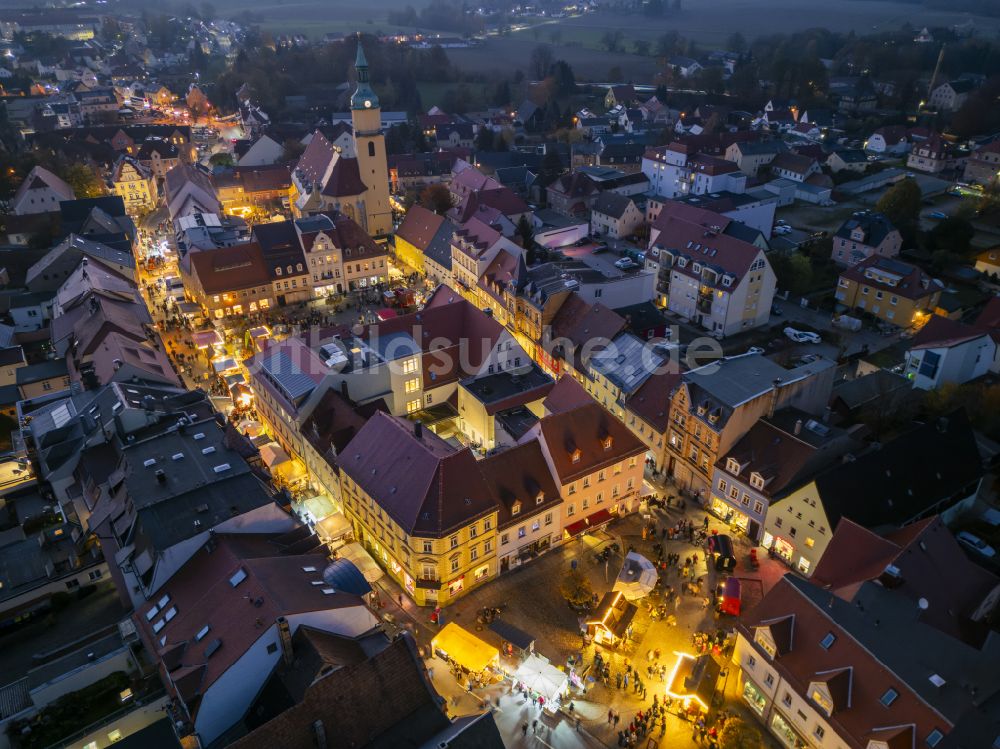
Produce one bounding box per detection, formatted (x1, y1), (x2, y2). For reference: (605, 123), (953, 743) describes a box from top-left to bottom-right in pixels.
(614, 551), (658, 600)
(335, 542), (384, 583)
(513, 654), (568, 702)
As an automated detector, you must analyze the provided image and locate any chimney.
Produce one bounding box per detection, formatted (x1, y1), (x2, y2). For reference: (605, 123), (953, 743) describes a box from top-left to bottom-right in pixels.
(794, 419), (802, 436)
(312, 720), (327, 749)
(340, 380), (350, 401)
(276, 616), (294, 667)
(768, 378), (782, 418)
(155, 469), (166, 484)
(414, 420), (423, 440)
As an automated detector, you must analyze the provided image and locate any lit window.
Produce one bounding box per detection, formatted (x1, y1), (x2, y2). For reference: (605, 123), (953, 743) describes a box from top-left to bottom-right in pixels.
(404, 378), (420, 393)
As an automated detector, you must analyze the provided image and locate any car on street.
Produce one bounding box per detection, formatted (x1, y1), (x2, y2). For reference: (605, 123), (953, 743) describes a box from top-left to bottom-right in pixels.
(772, 224), (792, 235)
(784, 327), (821, 344)
(747, 347), (764, 355)
(956, 531), (996, 558)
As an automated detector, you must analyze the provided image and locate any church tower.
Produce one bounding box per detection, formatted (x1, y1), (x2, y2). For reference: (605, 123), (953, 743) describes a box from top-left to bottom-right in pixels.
(350, 41), (392, 237)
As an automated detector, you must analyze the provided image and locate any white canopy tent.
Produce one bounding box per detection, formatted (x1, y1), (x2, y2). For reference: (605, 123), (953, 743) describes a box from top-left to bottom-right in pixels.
(513, 654), (568, 702)
(614, 551), (658, 600)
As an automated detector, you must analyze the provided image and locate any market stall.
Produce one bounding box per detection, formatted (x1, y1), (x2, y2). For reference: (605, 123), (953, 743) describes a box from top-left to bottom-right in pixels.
(716, 577), (741, 617)
(488, 619), (534, 660)
(614, 552), (658, 600)
(666, 651), (721, 714)
(586, 591), (637, 648)
(432, 622), (500, 676)
(513, 653), (568, 709)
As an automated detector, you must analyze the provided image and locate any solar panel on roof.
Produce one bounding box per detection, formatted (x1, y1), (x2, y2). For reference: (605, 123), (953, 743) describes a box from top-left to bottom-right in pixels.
(262, 350), (316, 402)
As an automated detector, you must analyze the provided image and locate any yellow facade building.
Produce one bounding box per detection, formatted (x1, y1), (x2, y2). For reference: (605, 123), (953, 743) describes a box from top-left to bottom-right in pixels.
(338, 412), (499, 607)
(111, 156), (156, 215)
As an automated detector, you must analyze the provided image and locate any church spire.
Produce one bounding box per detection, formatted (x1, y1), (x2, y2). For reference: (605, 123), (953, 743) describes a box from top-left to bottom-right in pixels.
(350, 37), (378, 111)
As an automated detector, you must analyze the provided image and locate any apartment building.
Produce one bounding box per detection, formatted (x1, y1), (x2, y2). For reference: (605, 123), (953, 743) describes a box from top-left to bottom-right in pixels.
(179, 242), (276, 318)
(831, 211), (901, 267)
(450, 216), (522, 298)
(760, 411), (983, 575)
(709, 409), (860, 543)
(835, 256), (942, 327)
(734, 517), (1000, 749)
(110, 156), (156, 215)
(648, 202), (776, 337)
(665, 354), (836, 496)
(724, 140), (787, 177)
(522, 401), (646, 536)
(642, 143), (747, 199)
(339, 413), (499, 606)
(907, 135), (963, 174)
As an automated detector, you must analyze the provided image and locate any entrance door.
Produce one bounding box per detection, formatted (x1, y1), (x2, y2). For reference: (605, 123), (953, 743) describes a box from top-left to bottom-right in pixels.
(748, 519), (761, 541)
(276, 295), (286, 305)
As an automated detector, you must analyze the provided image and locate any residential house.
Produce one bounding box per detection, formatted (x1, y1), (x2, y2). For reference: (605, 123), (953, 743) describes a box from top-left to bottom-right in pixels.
(546, 167), (648, 218)
(665, 353), (836, 496)
(647, 202), (776, 337)
(768, 152), (821, 183)
(605, 84), (637, 109)
(339, 412), (499, 606)
(623, 371), (679, 473)
(825, 149), (868, 174)
(393, 205), (446, 276)
(480, 439), (563, 574)
(928, 79), (975, 112)
(163, 162), (221, 220)
(659, 192), (776, 236)
(435, 122), (474, 150)
(133, 533), (379, 747)
(864, 125), (910, 155)
(831, 211), (901, 266)
(236, 134), (284, 167)
(16, 360), (70, 398)
(734, 526), (1000, 749)
(709, 409), (861, 542)
(907, 135), (962, 174)
(179, 242), (276, 318)
(963, 140), (1000, 186)
(590, 192), (644, 239)
(298, 210), (389, 295)
(457, 365), (553, 451)
(835, 256), (943, 327)
(450, 217), (522, 299)
(110, 155), (156, 215)
(904, 314), (998, 390)
(724, 141), (787, 177)
(10, 166), (75, 215)
(585, 332), (667, 421)
(667, 56), (702, 78)
(836, 76), (878, 112)
(760, 410), (983, 574)
(521, 401), (646, 537)
(642, 143), (747, 199)
(136, 136), (180, 180)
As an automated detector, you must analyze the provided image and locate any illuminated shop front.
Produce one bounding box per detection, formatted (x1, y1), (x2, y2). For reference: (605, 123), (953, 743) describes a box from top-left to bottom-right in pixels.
(742, 678), (768, 717)
(710, 496), (750, 533)
(769, 710), (808, 749)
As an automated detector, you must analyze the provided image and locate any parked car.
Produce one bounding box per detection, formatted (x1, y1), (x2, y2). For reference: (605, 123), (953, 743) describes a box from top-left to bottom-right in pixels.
(956, 531), (996, 558)
(772, 224), (792, 235)
(784, 327), (821, 344)
(614, 258), (636, 270)
(928, 211), (947, 220)
(747, 347), (764, 355)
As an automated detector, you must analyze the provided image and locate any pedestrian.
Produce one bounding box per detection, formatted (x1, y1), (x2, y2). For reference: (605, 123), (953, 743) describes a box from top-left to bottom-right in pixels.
(618, 730), (625, 747)
(623, 672), (629, 689)
(532, 719), (538, 735)
(397, 594), (403, 607)
(641, 685), (647, 699)
(675, 595), (681, 611)
(608, 709), (614, 724)
(576, 716), (581, 732)
(616, 672), (623, 689)
(522, 722), (528, 736)
(614, 712), (621, 727)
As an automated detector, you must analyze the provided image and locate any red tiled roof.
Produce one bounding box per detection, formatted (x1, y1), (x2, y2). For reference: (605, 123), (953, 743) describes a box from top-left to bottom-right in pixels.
(534, 402), (646, 484)
(320, 157), (367, 198)
(909, 314), (988, 350)
(186, 242), (272, 294)
(295, 130), (336, 185)
(840, 256), (940, 301)
(625, 371), (679, 433)
(236, 164), (292, 193)
(341, 412), (496, 536)
(543, 374), (593, 414)
(395, 205), (446, 250)
(479, 439), (562, 528)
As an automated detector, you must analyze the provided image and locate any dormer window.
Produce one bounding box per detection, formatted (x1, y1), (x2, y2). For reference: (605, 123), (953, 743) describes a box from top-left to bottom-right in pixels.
(512, 501), (521, 516)
(726, 458), (741, 475)
(603, 436), (613, 450)
(721, 275), (733, 287)
(536, 492), (545, 505)
(286, 265), (293, 274)
(692, 262), (701, 273)
(571, 448), (582, 463)
(754, 627), (777, 659)
(749, 472), (766, 490)
(275, 266), (282, 276)
(677, 257), (688, 268)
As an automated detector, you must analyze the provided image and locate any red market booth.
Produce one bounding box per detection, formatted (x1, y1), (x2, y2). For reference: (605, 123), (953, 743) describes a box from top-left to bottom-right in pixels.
(716, 577), (741, 617)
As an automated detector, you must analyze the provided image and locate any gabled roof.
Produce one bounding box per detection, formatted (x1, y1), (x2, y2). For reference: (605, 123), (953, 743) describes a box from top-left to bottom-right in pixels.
(319, 157), (367, 198)
(834, 211), (898, 247)
(13, 165), (74, 205)
(770, 151), (816, 175)
(534, 401), (645, 483)
(185, 242), (272, 294)
(591, 191), (635, 220)
(805, 410), (982, 530)
(909, 314), (990, 350)
(340, 412), (496, 536)
(543, 374), (593, 415)
(625, 370), (680, 433)
(479, 439), (561, 528)
(840, 256), (941, 300)
(394, 205), (446, 250)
